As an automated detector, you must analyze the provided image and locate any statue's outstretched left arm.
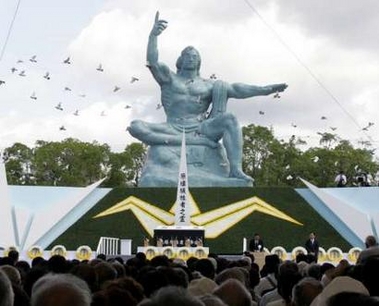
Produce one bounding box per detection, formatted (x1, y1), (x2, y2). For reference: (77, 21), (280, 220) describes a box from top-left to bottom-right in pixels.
(227, 82), (288, 99)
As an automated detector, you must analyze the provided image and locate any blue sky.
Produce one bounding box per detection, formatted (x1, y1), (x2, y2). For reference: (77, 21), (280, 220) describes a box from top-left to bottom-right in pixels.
(1, 0), (379, 156)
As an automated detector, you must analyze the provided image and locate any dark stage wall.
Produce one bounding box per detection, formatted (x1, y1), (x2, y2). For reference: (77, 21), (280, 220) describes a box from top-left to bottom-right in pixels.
(51, 187), (351, 254)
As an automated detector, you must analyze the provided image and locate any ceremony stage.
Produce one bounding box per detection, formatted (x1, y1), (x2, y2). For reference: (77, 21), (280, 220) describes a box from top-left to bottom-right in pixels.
(3, 157), (379, 257)
(3, 162), (379, 260)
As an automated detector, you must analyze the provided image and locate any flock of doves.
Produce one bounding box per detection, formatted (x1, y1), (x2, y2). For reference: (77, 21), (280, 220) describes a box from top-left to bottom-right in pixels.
(0, 55), (375, 135)
(0, 55), (139, 131)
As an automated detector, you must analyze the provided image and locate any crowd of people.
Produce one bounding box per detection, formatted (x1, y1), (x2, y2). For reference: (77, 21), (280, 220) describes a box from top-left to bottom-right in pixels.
(1, 234), (379, 306)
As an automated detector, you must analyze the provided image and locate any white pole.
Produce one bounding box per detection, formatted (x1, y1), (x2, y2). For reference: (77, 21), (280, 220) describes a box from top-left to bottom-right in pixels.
(243, 237), (247, 252)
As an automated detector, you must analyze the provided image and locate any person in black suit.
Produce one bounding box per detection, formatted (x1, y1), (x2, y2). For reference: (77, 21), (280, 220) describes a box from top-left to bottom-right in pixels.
(305, 232), (319, 262)
(249, 233), (264, 252)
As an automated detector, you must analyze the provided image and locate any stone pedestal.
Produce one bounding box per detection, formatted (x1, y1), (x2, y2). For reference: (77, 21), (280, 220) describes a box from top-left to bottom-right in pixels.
(139, 144), (252, 187)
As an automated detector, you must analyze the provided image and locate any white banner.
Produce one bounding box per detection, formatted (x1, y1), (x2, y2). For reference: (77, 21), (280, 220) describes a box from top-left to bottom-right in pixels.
(175, 131), (191, 226)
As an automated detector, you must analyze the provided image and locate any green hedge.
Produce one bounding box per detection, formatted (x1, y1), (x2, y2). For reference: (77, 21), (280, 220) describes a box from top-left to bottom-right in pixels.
(51, 187), (351, 254)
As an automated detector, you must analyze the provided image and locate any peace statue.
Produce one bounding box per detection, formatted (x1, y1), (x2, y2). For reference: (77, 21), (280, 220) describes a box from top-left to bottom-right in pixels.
(128, 12), (288, 187)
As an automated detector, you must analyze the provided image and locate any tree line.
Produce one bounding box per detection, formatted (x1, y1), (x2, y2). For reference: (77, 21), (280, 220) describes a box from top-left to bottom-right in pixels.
(2, 124), (378, 187)
(2, 138), (146, 187)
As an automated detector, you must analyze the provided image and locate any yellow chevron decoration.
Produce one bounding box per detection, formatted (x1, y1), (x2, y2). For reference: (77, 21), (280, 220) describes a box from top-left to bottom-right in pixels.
(93, 196), (174, 237)
(93, 194), (302, 238)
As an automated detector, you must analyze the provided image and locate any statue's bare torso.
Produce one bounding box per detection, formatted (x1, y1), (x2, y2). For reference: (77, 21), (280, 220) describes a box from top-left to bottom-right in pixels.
(162, 75), (213, 123)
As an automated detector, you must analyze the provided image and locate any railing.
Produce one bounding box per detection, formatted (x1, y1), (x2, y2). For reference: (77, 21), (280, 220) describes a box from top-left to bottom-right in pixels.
(96, 237), (120, 255)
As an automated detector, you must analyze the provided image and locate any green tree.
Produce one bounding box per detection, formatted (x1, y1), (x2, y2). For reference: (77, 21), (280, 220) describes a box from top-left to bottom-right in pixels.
(105, 143), (146, 187)
(241, 125), (379, 187)
(272, 135), (304, 187)
(123, 143), (146, 186)
(297, 147), (338, 187)
(3, 143), (35, 185)
(242, 128), (304, 187)
(33, 138), (111, 186)
(3, 128), (378, 188)
(242, 124), (274, 180)
(334, 140), (378, 186)
(296, 139), (378, 187)
(317, 132), (338, 149)
(242, 124), (295, 186)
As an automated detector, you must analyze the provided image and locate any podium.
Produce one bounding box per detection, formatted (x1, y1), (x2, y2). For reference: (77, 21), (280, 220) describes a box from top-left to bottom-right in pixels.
(120, 239), (132, 255)
(251, 251), (267, 270)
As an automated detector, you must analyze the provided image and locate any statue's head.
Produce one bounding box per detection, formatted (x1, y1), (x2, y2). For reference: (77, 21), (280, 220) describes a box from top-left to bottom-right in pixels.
(176, 46), (201, 74)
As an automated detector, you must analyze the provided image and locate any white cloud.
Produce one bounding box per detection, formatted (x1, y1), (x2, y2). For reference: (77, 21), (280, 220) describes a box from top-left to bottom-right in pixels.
(260, 0), (379, 52)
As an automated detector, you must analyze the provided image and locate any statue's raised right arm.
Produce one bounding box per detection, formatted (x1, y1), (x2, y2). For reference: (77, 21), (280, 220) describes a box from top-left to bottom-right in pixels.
(146, 11), (170, 85)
